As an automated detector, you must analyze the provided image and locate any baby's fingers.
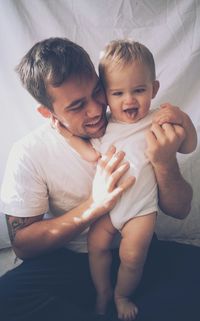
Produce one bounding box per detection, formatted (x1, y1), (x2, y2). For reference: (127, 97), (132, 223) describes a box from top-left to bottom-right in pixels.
(55, 120), (73, 139)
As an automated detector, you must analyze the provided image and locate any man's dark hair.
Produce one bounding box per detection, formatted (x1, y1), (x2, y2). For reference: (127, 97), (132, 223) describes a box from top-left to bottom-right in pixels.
(16, 37), (95, 110)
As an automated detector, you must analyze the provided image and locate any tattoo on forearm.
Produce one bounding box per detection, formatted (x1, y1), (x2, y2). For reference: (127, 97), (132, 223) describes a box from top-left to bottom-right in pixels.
(6, 215), (39, 243)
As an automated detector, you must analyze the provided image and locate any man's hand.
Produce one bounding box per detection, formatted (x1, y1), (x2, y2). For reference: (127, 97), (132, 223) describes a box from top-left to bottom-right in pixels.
(92, 145), (135, 212)
(145, 123), (185, 170)
(146, 122), (193, 219)
(152, 103), (197, 154)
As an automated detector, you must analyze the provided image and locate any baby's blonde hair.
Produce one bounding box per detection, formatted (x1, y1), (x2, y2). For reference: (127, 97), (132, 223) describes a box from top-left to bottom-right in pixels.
(99, 39), (156, 85)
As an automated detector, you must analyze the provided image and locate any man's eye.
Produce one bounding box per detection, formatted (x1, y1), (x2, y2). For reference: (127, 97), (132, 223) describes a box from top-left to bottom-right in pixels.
(70, 102), (84, 112)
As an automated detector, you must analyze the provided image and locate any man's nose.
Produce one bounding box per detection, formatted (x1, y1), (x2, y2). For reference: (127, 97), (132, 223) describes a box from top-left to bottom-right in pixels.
(86, 99), (102, 118)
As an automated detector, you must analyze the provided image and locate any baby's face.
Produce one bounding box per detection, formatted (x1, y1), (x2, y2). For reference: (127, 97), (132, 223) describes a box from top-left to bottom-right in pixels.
(105, 60), (159, 123)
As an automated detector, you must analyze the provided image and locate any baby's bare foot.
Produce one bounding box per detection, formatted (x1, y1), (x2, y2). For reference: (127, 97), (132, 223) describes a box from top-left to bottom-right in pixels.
(115, 297), (138, 321)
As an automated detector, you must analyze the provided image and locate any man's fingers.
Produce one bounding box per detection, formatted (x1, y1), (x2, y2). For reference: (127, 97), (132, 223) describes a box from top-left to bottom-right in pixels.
(150, 123), (179, 143)
(108, 162), (134, 191)
(146, 130), (157, 145)
(161, 123), (175, 131)
(160, 123), (176, 137)
(98, 145), (116, 168)
(110, 176), (135, 198)
(92, 146), (135, 210)
(105, 151), (126, 174)
(118, 175), (135, 191)
(98, 147), (126, 176)
(149, 123), (165, 141)
(173, 124), (186, 140)
(160, 123), (185, 144)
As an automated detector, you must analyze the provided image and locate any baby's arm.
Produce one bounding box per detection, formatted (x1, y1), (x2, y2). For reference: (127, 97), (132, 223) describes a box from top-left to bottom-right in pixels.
(53, 118), (100, 162)
(153, 103), (197, 153)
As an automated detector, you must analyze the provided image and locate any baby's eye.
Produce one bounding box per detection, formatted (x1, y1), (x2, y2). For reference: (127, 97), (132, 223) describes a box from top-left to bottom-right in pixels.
(135, 88), (145, 93)
(112, 92), (123, 96)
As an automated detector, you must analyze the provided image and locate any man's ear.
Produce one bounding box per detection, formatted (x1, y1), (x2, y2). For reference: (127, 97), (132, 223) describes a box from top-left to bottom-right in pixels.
(152, 80), (160, 99)
(37, 105), (52, 118)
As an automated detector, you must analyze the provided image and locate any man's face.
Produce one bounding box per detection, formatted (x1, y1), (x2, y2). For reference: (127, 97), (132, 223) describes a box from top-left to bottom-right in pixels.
(48, 74), (108, 139)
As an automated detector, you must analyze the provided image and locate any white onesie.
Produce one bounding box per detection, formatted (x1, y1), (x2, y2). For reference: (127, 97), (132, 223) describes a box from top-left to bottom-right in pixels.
(92, 109), (158, 230)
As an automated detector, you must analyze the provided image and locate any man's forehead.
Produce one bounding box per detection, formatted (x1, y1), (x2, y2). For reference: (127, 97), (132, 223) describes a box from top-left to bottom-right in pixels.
(75, 72), (99, 86)
(49, 72), (99, 91)
(47, 72), (100, 109)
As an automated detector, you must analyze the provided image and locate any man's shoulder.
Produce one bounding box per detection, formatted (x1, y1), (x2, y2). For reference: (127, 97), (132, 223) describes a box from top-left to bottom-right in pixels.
(13, 123), (53, 151)
(17, 123), (51, 143)
(9, 123), (54, 163)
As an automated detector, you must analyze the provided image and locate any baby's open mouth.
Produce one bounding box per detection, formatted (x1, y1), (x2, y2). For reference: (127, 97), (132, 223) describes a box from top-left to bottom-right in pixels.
(123, 107), (138, 119)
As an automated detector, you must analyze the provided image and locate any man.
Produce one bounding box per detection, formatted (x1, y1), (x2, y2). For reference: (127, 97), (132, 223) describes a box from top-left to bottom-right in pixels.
(0, 37), (199, 321)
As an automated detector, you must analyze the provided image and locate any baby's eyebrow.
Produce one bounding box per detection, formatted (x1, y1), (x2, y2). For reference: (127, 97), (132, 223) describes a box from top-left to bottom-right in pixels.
(109, 88), (123, 92)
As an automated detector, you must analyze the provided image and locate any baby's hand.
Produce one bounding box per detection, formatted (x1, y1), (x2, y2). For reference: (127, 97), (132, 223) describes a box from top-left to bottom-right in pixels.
(50, 115), (73, 140)
(51, 115), (100, 162)
(153, 103), (184, 126)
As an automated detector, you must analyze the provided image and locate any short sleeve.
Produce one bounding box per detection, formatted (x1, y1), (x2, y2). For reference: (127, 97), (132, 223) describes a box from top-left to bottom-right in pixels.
(0, 142), (49, 217)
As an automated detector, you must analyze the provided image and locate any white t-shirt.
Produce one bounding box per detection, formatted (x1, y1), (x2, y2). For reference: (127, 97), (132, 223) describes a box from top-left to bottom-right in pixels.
(92, 109), (158, 230)
(0, 123), (96, 252)
(1, 109), (157, 251)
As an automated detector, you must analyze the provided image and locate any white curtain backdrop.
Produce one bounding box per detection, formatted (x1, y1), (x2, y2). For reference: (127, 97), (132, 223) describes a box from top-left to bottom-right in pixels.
(0, 0), (200, 248)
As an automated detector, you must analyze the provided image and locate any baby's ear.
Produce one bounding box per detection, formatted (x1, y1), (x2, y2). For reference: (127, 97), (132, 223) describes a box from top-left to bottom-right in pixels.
(152, 80), (160, 98)
(37, 105), (52, 118)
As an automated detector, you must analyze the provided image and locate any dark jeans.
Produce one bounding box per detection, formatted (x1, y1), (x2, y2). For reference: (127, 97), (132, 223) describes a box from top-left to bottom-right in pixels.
(0, 235), (200, 321)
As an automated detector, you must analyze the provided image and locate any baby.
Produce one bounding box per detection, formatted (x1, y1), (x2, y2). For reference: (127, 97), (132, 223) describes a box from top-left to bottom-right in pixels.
(53, 40), (197, 320)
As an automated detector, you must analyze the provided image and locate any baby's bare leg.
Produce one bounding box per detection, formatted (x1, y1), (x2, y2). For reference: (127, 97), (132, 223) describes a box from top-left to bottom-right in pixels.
(115, 213), (156, 321)
(88, 215), (117, 315)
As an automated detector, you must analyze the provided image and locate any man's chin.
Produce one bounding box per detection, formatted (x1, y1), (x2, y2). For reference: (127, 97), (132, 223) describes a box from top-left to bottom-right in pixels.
(88, 125), (107, 139)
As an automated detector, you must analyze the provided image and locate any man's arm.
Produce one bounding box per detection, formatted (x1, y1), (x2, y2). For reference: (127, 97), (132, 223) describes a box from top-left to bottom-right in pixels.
(5, 198), (100, 259)
(153, 159), (192, 218)
(5, 146), (135, 259)
(146, 123), (192, 219)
